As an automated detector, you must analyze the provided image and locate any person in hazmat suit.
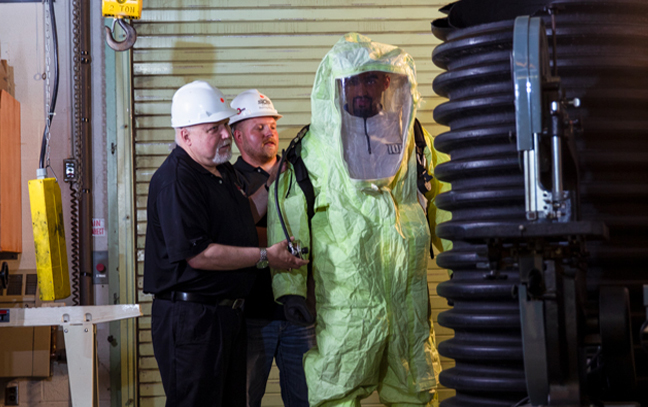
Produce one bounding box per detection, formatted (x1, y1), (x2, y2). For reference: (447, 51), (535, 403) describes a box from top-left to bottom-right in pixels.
(267, 33), (451, 407)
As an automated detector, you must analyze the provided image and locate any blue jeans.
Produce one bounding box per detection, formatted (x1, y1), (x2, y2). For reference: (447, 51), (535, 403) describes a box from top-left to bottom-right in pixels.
(246, 319), (316, 407)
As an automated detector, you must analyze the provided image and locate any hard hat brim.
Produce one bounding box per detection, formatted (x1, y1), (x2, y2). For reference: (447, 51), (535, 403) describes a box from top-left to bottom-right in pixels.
(229, 113), (283, 126)
(172, 107), (238, 128)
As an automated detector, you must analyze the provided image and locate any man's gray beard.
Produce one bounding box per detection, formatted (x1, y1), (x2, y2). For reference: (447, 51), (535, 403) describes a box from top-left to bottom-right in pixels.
(212, 148), (232, 165)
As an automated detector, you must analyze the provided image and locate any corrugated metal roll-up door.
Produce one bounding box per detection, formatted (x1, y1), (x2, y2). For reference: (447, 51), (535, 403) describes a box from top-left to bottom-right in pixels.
(132, 1), (454, 406)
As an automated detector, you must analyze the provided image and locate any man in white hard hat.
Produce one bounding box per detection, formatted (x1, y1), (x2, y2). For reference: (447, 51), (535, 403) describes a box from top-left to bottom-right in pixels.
(230, 89), (316, 407)
(143, 81), (308, 407)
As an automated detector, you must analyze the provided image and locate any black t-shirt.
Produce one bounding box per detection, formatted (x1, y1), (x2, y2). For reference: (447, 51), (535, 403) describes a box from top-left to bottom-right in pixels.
(233, 156), (285, 320)
(143, 147), (258, 298)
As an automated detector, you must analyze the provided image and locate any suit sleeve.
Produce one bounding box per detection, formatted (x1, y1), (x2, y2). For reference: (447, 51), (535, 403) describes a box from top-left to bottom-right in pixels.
(267, 162), (311, 300)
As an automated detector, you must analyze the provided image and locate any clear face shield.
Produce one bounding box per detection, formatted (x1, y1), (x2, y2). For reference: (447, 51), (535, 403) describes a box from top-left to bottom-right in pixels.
(336, 71), (412, 181)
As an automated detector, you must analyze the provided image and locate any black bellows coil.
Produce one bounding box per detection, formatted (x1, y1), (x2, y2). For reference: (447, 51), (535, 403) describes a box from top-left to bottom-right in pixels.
(431, 1), (648, 406)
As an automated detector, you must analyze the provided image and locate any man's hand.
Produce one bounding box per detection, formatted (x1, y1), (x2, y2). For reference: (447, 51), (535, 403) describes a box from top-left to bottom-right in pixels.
(267, 238), (309, 270)
(279, 295), (315, 326)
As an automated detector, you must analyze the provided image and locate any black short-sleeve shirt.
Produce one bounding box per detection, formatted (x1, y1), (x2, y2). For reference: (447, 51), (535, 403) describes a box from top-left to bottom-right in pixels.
(233, 156), (285, 320)
(143, 147), (258, 298)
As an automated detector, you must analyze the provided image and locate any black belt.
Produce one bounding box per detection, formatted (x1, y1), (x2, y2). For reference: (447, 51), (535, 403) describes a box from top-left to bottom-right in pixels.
(155, 291), (244, 310)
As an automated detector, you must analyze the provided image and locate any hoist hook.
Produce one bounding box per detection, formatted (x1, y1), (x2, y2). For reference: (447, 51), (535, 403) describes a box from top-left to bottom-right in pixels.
(105, 18), (137, 52)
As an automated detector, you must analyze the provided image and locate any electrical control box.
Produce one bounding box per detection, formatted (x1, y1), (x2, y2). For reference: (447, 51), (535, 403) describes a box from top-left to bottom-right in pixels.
(28, 178), (71, 301)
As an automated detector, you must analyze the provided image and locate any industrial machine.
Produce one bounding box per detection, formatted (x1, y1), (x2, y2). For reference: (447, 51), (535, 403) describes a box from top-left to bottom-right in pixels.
(431, 1), (648, 406)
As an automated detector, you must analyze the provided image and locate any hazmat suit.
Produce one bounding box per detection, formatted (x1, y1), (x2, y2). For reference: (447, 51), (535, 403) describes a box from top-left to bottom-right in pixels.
(267, 33), (451, 407)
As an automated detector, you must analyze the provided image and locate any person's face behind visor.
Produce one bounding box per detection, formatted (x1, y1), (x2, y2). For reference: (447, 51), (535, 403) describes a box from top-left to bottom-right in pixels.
(343, 71), (391, 118)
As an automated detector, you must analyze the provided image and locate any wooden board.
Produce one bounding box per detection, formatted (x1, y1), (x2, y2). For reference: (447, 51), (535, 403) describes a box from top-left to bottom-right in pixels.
(0, 90), (21, 253)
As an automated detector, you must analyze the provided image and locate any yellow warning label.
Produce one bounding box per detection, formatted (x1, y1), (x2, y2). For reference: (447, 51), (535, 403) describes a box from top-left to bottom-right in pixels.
(102, 0), (142, 20)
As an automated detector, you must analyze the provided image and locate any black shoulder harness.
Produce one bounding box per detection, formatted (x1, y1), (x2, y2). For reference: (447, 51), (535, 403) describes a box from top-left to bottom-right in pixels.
(414, 118), (434, 195)
(279, 121), (434, 262)
(284, 125), (315, 222)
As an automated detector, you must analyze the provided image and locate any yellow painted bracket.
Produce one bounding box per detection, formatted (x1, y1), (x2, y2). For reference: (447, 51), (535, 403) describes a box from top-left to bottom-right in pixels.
(102, 0), (142, 20)
(28, 178), (70, 301)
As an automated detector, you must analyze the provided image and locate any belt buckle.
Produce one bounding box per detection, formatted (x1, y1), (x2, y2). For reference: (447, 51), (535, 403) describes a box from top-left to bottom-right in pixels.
(231, 299), (244, 310)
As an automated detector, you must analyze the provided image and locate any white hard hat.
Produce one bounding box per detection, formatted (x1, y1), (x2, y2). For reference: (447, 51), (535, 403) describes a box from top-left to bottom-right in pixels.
(229, 89), (283, 125)
(171, 80), (238, 128)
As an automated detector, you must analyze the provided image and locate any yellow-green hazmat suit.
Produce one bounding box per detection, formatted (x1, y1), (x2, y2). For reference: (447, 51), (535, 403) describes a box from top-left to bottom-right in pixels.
(268, 33), (451, 407)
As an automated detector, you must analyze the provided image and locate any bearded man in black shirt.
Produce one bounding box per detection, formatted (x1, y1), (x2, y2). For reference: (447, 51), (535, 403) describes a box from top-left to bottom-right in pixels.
(230, 89), (316, 407)
(143, 81), (308, 407)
